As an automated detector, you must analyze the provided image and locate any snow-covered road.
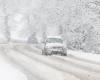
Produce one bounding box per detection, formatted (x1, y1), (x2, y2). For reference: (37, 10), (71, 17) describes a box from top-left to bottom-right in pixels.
(1, 44), (100, 80)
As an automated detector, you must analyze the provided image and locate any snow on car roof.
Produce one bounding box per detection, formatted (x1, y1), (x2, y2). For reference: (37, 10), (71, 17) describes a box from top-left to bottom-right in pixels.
(47, 36), (62, 39)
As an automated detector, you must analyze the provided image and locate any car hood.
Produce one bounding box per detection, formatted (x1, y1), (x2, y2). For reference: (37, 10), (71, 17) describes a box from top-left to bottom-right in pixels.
(46, 43), (64, 48)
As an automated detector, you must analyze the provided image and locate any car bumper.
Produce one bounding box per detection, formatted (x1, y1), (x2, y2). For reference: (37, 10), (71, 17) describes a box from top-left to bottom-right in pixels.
(46, 49), (65, 54)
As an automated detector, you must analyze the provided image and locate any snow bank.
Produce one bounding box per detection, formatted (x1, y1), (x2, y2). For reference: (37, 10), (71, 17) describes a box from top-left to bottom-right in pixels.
(68, 50), (100, 63)
(0, 54), (27, 80)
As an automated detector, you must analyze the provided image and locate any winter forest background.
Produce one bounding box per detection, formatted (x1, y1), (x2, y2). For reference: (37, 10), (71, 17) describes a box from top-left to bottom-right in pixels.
(0, 0), (100, 53)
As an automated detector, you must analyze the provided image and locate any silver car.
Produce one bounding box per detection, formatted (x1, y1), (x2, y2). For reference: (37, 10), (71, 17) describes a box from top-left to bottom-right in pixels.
(42, 36), (67, 56)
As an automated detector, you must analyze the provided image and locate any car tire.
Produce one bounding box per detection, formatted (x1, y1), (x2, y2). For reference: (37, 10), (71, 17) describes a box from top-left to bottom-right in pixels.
(42, 50), (48, 56)
(64, 53), (67, 56)
(61, 53), (67, 56)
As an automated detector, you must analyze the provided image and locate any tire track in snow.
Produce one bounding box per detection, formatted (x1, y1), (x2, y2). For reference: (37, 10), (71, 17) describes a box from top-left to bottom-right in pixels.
(3, 45), (79, 80)
(12, 45), (100, 80)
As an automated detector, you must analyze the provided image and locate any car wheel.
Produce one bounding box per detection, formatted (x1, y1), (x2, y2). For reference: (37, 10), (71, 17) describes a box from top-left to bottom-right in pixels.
(61, 53), (67, 56)
(64, 53), (67, 56)
(42, 50), (49, 56)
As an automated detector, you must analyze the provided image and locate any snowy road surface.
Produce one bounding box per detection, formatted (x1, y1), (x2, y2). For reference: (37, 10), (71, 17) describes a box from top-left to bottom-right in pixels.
(0, 46), (27, 80)
(1, 44), (100, 80)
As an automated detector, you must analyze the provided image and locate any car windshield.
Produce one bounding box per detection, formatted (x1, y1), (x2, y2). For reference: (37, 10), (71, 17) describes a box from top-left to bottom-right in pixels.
(46, 38), (63, 43)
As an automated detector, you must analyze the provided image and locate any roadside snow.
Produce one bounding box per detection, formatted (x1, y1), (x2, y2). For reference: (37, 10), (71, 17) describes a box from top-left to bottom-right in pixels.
(0, 54), (27, 80)
(68, 50), (100, 63)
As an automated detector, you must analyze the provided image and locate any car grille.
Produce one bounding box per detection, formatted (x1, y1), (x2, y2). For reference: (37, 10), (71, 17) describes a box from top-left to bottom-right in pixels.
(52, 47), (63, 50)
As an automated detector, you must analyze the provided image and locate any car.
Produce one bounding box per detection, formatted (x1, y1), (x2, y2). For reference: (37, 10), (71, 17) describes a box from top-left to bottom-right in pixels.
(42, 36), (67, 56)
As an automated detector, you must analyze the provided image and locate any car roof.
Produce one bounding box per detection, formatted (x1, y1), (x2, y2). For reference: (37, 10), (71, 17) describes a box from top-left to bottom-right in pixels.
(47, 36), (62, 39)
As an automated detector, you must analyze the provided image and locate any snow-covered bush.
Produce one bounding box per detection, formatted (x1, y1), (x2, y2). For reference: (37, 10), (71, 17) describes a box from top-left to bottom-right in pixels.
(0, 0), (100, 54)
